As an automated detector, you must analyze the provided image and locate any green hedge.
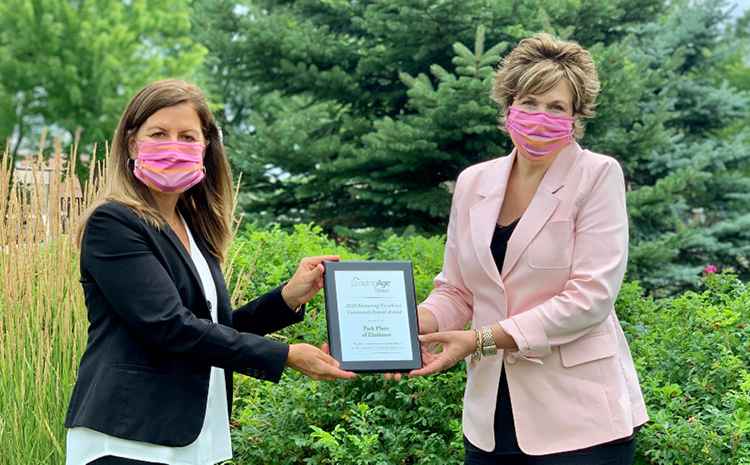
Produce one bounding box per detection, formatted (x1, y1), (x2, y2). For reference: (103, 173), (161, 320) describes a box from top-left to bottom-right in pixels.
(225, 224), (750, 465)
(619, 275), (750, 464)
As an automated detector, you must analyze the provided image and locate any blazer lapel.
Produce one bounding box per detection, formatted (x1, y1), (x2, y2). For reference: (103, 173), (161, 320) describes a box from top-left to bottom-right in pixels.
(502, 142), (582, 278)
(469, 155), (515, 287)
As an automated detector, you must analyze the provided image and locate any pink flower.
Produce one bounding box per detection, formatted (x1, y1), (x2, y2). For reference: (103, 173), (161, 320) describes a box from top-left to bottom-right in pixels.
(703, 265), (717, 274)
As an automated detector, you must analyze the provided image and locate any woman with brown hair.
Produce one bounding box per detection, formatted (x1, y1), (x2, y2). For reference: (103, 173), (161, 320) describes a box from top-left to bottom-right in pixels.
(65, 79), (355, 465)
(400, 34), (648, 464)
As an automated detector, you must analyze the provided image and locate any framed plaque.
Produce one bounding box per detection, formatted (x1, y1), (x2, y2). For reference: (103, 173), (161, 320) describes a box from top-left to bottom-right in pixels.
(323, 261), (422, 373)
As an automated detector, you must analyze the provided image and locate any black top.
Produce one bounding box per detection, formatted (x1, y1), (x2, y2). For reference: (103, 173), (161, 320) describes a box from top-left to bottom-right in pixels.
(488, 219), (523, 454)
(489, 218), (520, 274)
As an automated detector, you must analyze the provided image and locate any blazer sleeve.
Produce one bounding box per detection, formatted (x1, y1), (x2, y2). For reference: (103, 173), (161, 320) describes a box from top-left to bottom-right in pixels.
(499, 159), (629, 358)
(419, 170), (475, 332)
(82, 204), (290, 382)
(232, 284), (305, 336)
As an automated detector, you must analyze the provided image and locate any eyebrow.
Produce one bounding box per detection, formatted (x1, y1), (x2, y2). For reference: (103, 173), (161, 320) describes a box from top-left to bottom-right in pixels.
(145, 125), (200, 134)
(521, 96), (569, 107)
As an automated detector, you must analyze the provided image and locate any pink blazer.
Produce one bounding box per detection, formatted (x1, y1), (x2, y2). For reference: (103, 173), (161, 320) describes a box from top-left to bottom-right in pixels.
(420, 142), (648, 455)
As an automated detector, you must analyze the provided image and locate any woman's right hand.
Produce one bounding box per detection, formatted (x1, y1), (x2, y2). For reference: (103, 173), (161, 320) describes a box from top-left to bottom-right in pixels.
(407, 330), (476, 377)
(286, 343), (356, 381)
(384, 307), (439, 381)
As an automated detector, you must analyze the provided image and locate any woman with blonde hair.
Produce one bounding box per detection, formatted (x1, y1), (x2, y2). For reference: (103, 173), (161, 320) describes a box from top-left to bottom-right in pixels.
(65, 79), (355, 465)
(404, 34), (648, 464)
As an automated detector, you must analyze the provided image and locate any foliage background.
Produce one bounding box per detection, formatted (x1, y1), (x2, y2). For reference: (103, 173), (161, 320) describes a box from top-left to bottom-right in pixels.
(2, 0), (748, 292)
(1, 0), (750, 464)
(195, 0), (750, 295)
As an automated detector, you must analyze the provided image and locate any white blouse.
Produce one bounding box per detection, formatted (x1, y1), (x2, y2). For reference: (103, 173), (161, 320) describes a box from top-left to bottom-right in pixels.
(66, 215), (233, 465)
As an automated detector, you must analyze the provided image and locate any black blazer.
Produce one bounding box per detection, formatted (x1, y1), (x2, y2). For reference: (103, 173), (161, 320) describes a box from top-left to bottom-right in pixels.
(65, 201), (303, 447)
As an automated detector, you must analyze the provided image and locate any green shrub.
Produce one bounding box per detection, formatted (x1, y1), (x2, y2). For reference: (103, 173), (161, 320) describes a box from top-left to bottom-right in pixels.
(227, 224), (462, 464)
(619, 273), (750, 464)
(228, 224), (750, 465)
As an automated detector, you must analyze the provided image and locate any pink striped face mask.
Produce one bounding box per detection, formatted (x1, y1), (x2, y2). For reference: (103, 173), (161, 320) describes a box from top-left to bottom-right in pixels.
(133, 141), (206, 194)
(505, 107), (575, 162)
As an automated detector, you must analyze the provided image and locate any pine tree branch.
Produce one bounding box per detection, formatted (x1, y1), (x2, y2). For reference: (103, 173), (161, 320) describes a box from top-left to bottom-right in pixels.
(423, 5), (443, 36)
(227, 103), (245, 126)
(216, 0), (242, 32)
(571, 0), (586, 35)
(624, 101), (670, 152)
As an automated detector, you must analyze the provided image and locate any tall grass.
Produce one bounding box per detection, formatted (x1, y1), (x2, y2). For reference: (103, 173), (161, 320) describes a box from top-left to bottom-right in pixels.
(0, 135), (103, 464)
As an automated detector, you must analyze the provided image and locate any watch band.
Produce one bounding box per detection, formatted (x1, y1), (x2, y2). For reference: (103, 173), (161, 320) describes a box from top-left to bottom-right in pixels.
(472, 329), (482, 361)
(481, 326), (497, 356)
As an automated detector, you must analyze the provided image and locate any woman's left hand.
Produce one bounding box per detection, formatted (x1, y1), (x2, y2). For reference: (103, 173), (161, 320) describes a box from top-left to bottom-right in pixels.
(281, 255), (340, 310)
(408, 330), (476, 378)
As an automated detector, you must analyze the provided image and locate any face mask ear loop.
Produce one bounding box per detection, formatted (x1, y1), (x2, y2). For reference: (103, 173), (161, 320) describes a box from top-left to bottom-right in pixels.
(128, 140), (138, 170)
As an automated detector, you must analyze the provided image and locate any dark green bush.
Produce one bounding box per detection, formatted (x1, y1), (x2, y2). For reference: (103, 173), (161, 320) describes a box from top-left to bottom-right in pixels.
(618, 274), (750, 464)
(227, 225), (750, 464)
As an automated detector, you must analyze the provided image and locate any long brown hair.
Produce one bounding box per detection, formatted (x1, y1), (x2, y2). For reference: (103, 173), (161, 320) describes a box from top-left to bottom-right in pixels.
(77, 79), (234, 262)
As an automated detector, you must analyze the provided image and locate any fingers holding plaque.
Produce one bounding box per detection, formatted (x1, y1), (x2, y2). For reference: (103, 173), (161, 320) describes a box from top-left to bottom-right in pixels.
(322, 261), (422, 373)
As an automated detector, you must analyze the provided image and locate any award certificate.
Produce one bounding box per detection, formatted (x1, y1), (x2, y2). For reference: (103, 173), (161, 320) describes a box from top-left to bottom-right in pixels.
(323, 261), (422, 372)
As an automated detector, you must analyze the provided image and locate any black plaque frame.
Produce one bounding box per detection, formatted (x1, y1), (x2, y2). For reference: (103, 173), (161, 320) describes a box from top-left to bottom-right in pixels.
(323, 261), (422, 373)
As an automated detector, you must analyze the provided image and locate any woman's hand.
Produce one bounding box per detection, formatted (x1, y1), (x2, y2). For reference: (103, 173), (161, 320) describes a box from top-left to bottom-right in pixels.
(281, 255), (340, 310)
(407, 330), (476, 378)
(384, 307), (439, 381)
(286, 343), (356, 381)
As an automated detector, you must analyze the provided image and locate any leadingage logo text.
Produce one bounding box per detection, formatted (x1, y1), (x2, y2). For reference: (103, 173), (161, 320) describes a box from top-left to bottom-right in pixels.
(350, 276), (391, 293)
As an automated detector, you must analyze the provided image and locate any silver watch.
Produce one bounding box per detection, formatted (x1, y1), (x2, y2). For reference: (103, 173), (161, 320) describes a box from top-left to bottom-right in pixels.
(481, 326), (497, 356)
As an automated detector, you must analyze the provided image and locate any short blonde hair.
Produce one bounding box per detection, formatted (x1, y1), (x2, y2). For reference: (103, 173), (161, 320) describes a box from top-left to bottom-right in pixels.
(491, 33), (600, 139)
(78, 80), (234, 262)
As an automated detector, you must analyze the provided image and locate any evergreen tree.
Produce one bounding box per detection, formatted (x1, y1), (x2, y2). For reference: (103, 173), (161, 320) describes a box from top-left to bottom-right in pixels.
(194, 0), (750, 293)
(193, 0), (663, 232)
(614, 0), (750, 292)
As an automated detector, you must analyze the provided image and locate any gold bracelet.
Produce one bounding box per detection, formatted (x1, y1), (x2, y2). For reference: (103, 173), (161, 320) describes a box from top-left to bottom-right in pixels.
(472, 329), (482, 361)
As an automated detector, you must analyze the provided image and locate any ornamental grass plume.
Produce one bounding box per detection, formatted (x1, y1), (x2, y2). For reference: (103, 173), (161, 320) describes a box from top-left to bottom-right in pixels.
(0, 132), (104, 464)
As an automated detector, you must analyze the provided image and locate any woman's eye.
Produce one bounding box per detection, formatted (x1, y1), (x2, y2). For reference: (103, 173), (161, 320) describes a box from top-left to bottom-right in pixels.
(150, 132), (165, 138)
(522, 101), (534, 106)
(182, 135), (195, 142)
